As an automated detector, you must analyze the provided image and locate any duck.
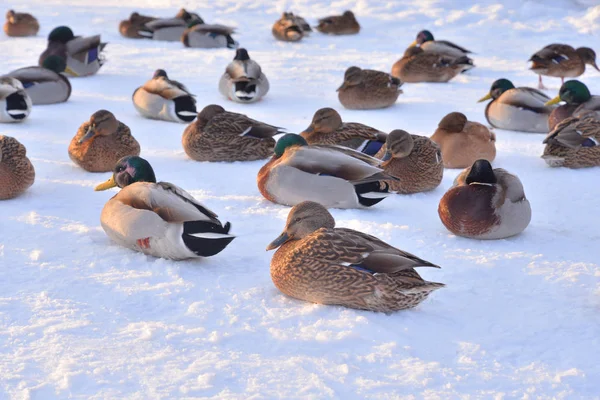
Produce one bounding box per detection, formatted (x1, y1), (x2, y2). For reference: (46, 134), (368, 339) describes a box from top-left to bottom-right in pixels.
(181, 19), (237, 49)
(94, 156), (234, 260)
(0, 77), (32, 123)
(316, 11), (360, 35)
(300, 107), (387, 156)
(257, 134), (395, 209)
(430, 112), (496, 168)
(544, 80), (600, 131)
(68, 110), (140, 172)
(409, 30), (473, 63)
(2, 55), (71, 105)
(529, 44), (599, 89)
(138, 8), (201, 41)
(0, 135), (35, 200)
(438, 159), (531, 239)
(39, 26), (107, 77)
(374, 130), (443, 194)
(132, 69), (197, 123)
(391, 47), (471, 83)
(337, 66), (403, 110)
(219, 48), (270, 103)
(119, 12), (157, 39)
(182, 104), (283, 162)
(542, 112), (600, 168)
(272, 12), (311, 42)
(4, 10), (39, 37)
(477, 78), (555, 133)
(266, 201), (444, 312)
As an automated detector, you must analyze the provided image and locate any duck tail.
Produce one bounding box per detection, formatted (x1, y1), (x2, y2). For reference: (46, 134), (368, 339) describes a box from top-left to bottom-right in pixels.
(452, 55), (474, 69)
(354, 181), (392, 207)
(233, 81), (258, 102)
(182, 220), (235, 257)
(5, 92), (29, 120)
(173, 95), (197, 122)
(226, 35), (238, 49)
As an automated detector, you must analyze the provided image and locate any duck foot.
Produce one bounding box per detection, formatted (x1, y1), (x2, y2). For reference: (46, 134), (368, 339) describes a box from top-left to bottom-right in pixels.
(538, 75), (547, 90)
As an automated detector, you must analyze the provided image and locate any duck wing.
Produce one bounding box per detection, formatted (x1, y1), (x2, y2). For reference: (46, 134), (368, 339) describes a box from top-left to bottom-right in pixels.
(207, 112), (284, 139)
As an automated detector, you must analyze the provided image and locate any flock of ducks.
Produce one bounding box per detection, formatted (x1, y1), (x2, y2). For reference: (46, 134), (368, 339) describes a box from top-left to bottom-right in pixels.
(1, 8), (599, 313)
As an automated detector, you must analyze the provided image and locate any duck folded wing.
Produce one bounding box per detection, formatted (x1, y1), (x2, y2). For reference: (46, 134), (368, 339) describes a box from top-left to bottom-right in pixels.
(312, 144), (384, 166)
(435, 40), (471, 54)
(143, 79), (193, 99)
(208, 113), (283, 138)
(227, 61), (262, 81)
(144, 18), (186, 31)
(154, 182), (219, 221)
(530, 44), (574, 64)
(189, 23), (235, 35)
(66, 35), (102, 57)
(492, 168), (526, 204)
(4, 67), (60, 83)
(340, 123), (388, 141)
(502, 88), (551, 110)
(544, 114), (600, 148)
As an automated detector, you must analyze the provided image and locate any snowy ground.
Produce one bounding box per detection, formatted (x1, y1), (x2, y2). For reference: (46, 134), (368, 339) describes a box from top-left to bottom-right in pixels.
(1, 0), (600, 398)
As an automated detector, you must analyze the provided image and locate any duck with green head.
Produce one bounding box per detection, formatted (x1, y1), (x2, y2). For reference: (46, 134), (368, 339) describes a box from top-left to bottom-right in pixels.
(545, 80), (600, 131)
(409, 29), (473, 69)
(182, 19), (237, 48)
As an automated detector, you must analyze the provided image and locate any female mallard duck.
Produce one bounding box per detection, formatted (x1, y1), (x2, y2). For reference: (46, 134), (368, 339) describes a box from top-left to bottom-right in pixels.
(438, 160), (531, 239)
(316, 11), (360, 35)
(219, 48), (270, 103)
(545, 80), (600, 131)
(182, 19), (237, 48)
(272, 12), (311, 42)
(374, 130), (443, 194)
(431, 112), (496, 168)
(409, 30), (474, 68)
(38, 26), (107, 77)
(68, 110), (140, 172)
(529, 44), (599, 89)
(182, 104), (283, 162)
(132, 69), (197, 123)
(139, 8), (201, 41)
(477, 78), (555, 133)
(257, 134), (395, 209)
(119, 12), (156, 39)
(2, 55), (71, 105)
(0, 135), (35, 200)
(4, 10), (39, 37)
(95, 156), (234, 260)
(337, 66), (403, 110)
(542, 112), (600, 168)
(391, 47), (470, 83)
(301, 107), (387, 156)
(267, 201), (444, 312)
(0, 77), (32, 123)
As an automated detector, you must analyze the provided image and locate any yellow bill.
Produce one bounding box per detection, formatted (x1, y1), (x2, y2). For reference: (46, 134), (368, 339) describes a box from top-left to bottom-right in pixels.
(94, 175), (117, 191)
(544, 95), (561, 106)
(64, 66), (78, 77)
(477, 93), (492, 103)
(409, 40), (417, 47)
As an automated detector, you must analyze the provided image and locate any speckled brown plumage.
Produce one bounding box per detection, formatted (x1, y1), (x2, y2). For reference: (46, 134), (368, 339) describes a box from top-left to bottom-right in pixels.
(542, 113), (600, 168)
(272, 12), (310, 42)
(316, 11), (360, 35)
(0, 135), (35, 200)
(4, 10), (39, 37)
(530, 44), (598, 79)
(337, 67), (403, 110)
(119, 12), (156, 38)
(391, 47), (469, 83)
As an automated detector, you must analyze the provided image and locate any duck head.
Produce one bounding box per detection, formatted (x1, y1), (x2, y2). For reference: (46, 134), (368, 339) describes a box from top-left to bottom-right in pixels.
(466, 159), (497, 185)
(302, 108), (343, 135)
(41, 55), (67, 74)
(382, 130), (414, 161)
(576, 47), (599, 72)
(337, 66), (363, 91)
(545, 80), (591, 106)
(95, 156), (156, 191)
(79, 110), (119, 144)
(410, 29), (434, 47)
(478, 79), (515, 103)
(48, 26), (75, 43)
(274, 134), (307, 157)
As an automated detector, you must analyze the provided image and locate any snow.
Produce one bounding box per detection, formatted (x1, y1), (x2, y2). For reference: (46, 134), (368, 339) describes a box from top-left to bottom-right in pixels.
(1, 0), (600, 398)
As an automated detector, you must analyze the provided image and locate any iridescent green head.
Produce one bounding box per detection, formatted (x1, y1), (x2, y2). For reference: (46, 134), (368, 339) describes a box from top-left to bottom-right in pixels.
(478, 78), (515, 102)
(94, 156), (156, 191)
(558, 80), (591, 105)
(42, 55), (67, 73)
(274, 134), (307, 157)
(416, 30), (434, 45)
(187, 18), (204, 28)
(48, 26), (75, 43)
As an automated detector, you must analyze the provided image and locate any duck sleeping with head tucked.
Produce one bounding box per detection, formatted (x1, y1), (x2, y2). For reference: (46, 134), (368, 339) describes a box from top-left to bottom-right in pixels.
(4, 10), (39, 37)
(0, 135), (35, 200)
(219, 48), (270, 103)
(409, 29), (474, 68)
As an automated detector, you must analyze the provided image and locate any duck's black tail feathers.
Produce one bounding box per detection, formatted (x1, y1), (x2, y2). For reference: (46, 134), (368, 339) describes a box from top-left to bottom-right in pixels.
(182, 221), (235, 257)
(173, 95), (197, 122)
(6, 92), (28, 120)
(354, 181), (391, 207)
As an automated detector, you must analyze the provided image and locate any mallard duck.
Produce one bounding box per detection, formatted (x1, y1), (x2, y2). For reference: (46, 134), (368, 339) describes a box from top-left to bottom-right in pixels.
(138, 8), (201, 41)
(272, 12), (311, 42)
(300, 107), (387, 156)
(39, 26), (107, 77)
(95, 156), (234, 260)
(219, 48), (269, 103)
(391, 47), (470, 83)
(337, 66), (403, 110)
(438, 160), (531, 239)
(4, 10), (39, 37)
(266, 201), (444, 312)
(257, 134), (395, 209)
(542, 112), (600, 168)
(68, 110), (140, 172)
(409, 30), (473, 68)
(477, 78), (555, 133)
(2, 56), (71, 105)
(529, 44), (599, 89)
(0, 77), (32, 123)
(316, 11), (360, 35)
(545, 80), (600, 131)
(119, 12), (157, 39)
(182, 19), (237, 48)
(132, 69), (197, 123)
(374, 130), (443, 194)
(0, 135), (35, 200)
(431, 112), (496, 168)
(183, 104), (283, 162)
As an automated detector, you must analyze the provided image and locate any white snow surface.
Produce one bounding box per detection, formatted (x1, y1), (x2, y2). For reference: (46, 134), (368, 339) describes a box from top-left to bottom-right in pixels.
(1, 0), (600, 398)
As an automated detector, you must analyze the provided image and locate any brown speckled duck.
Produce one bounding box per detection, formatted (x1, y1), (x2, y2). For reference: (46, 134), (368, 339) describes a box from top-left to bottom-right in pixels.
(4, 10), (39, 37)
(316, 11), (360, 35)
(267, 201), (444, 313)
(0, 135), (34, 200)
(272, 12), (311, 42)
(391, 47), (471, 83)
(529, 44), (599, 89)
(69, 110), (140, 172)
(337, 66), (403, 110)
(542, 112), (600, 169)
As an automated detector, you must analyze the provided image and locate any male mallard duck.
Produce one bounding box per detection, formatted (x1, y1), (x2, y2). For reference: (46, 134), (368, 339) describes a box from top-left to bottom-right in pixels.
(219, 48), (269, 103)
(301, 107), (387, 156)
(132, 69), (197, 123)
(272, 12), (311, 42)
(138, 8), (201, 41)
(0, 77), (32, 123)
(257, 134), (395, 209)
(477, 78), (554, 133)
(374, 130), (443, 194)
(431, 112), (496, 169)
(409, 30), (473, 68)
(391, 47), (470, 83)
(316, 11), (360, 35)
(95, 156), (234, 260)
(3, 55), (71, 105)
(529, 44), (599, 89)
(337, 66), (403, 110)
(542, 113), (600, 168)
(4, 10), (39, 37)
(544, 80), (600, 131)
(68, 110), (140, 172)
(0, 135), (35, 200)
(438, 160), (531, 239)
(267, 201), (444, 312)
(182, 104), (283, 162)
(182, 19), (237, 48)
(119, 12), (157, 39)
(39, 26), (107, 77)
